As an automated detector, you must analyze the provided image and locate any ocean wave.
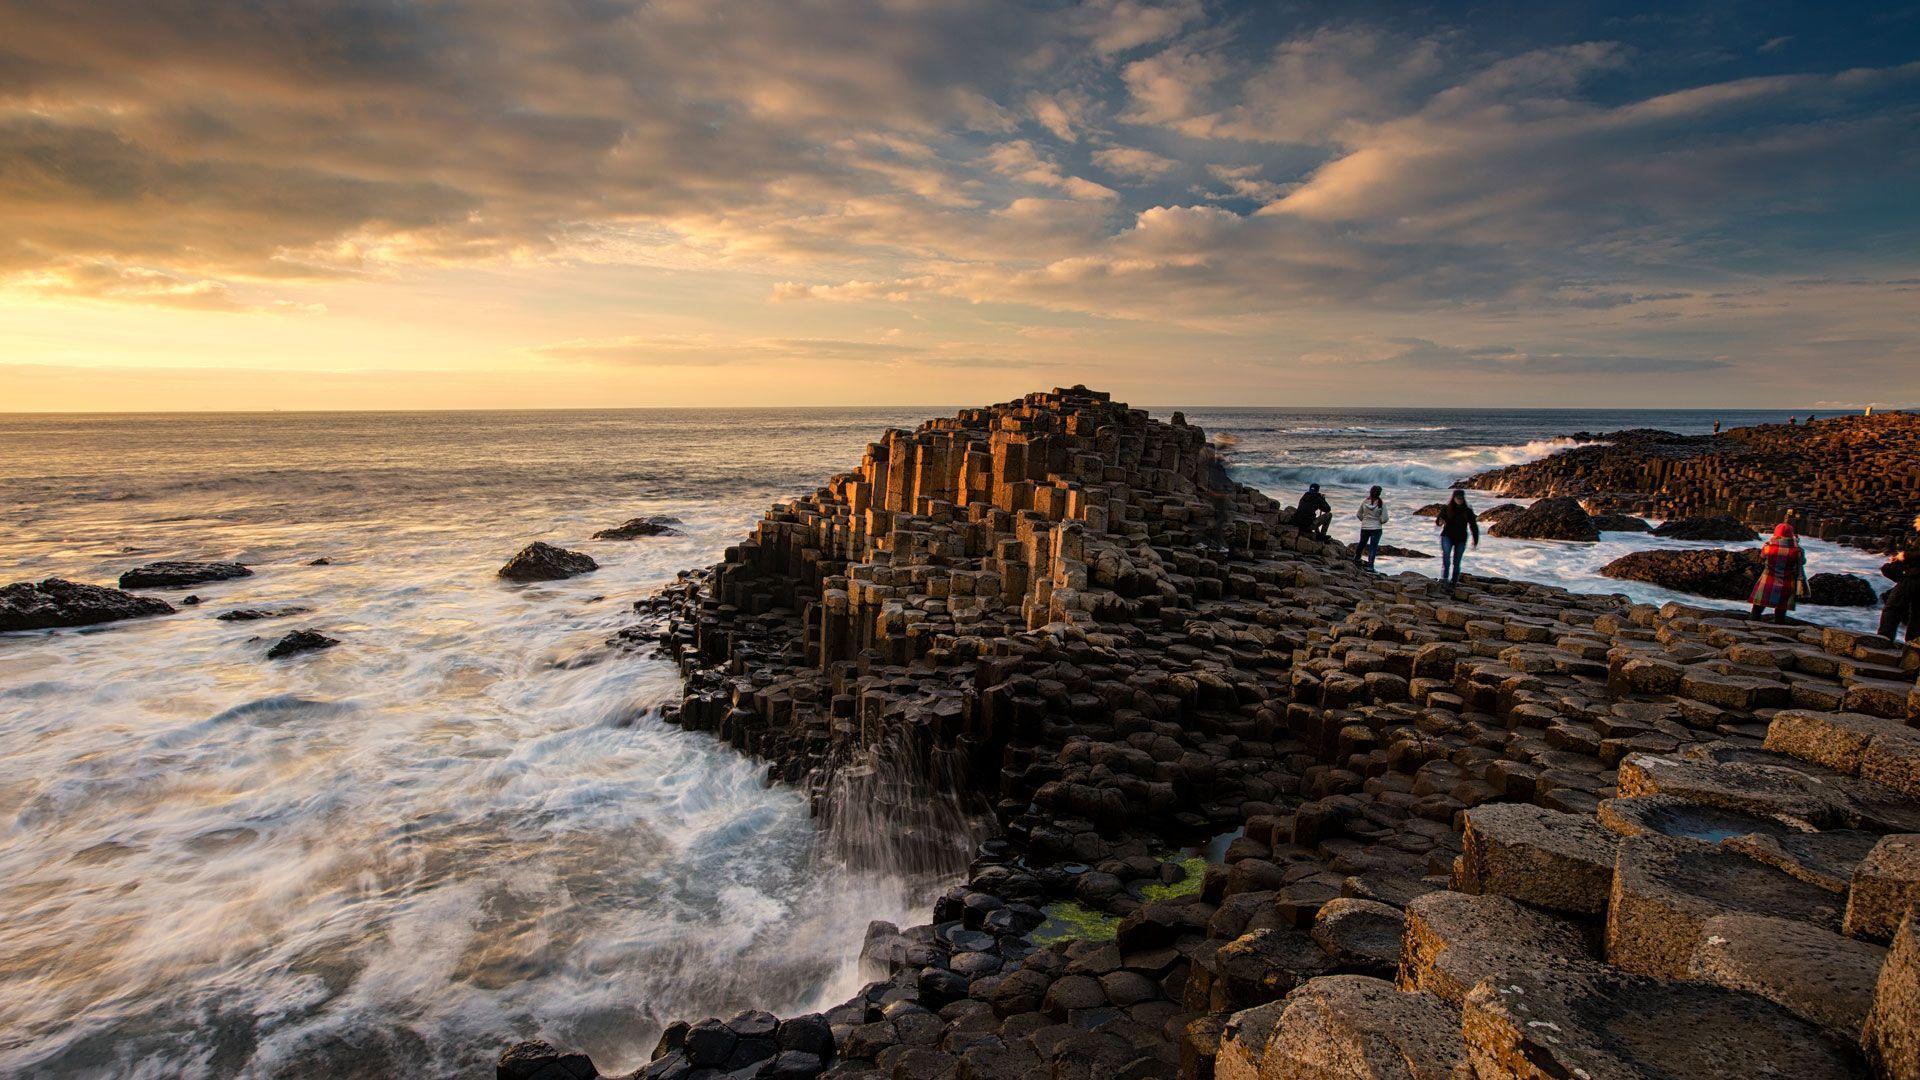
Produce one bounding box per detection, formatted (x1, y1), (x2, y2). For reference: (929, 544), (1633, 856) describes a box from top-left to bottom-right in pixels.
(1232, 438), (1592, 490)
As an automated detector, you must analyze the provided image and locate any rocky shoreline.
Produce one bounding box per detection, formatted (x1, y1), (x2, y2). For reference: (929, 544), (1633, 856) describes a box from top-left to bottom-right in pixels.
(501, 389), (1920, 1080)
(1461, 413), (1920, 551)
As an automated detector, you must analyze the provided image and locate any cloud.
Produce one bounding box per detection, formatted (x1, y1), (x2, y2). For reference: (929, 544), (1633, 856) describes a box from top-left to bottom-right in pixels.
(533, 334), (927, 367)
(1364, 338), (1731, 376)
(1092, 145), (1178, 179)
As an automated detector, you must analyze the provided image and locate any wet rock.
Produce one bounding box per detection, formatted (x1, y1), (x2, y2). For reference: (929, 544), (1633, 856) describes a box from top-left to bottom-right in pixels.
(308, 557), (333, 565)
(1807, 572), (1878, 607)
(1462, 962), (1867, 1080)
(118, 560), (252, 589)
(500, 542), (598, 581)
(1652, 514), (1761, 541)
(497, 1039), (597, 1080)
(684, 1019), (739, 1067)
(1485, 497), (1600, 542)
(0, 578), (174, 631)
(1688, 913), (1885, 1037)
(594, 517), (681, 540)
(266, 628), (339, 659)
(1600, 547), (1762, 601)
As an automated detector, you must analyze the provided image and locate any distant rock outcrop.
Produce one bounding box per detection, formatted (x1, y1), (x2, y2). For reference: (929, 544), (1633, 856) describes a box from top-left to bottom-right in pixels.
(1601, 547), (1763, 600)
(1651, 515), (1760, 542)
(1487, 497), (1601, 542)
(0, 578), (175, 631)
(593, 516), (681, 540)
(119, 561), (253, 589)
(499, 542), (597, 581)
(1462, 412), (1920, 550)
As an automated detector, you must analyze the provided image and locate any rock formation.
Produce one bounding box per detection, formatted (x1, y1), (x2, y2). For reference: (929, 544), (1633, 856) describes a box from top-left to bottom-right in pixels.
(505, 389), (1920, 1080)
(118, 560), (252, 589)
(499, 542), (598, 581)
(0, 578), (175, 631)
(1812, 573), (1882, 609)
(594, 516), (681, 540)
(1602, 548), (1765, 601)
(1463, 413), (1920, 551)
(1484, 496), (1600, 542)
(265, 628), (338, 659)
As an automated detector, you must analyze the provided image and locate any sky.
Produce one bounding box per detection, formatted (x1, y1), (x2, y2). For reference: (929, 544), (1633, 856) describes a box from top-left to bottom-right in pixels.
(1, 0), (1917, 411)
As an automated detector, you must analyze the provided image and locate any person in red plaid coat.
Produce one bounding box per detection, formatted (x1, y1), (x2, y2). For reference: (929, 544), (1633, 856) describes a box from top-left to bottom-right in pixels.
(1749, 521), (1806, 623)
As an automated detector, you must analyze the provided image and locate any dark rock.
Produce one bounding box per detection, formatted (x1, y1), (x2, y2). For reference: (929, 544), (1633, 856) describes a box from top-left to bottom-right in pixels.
(1651, 514), (1761, 541)
(776, 1014), (833, 1058)
(266, 629), (339, 659)
(729, 1011), (780, 1040)
(118, 561), (252, 589)
(1806, 572), (1877, 607)
(217, 607), (307, 622)
(1478, 502), (1525, 521)
(594, 517), (682, 540)
(1486, 497), (1600, 542)
(684, 1019), (739, 1067)
(762, 1050), (823, 1080)
(308, 557), (333, 565)
(500, 542), (598, 581)
(497, 1039), (597, 1080)
(655, 1022), (690, 1060)
(1600, 547), (1761, 601)
(0, 578), (174, 631)
(1589, 512), (1652, 532)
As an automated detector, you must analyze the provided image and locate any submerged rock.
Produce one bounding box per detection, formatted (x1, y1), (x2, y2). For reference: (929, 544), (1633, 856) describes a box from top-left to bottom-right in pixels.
(119, 561), (253, 589)
(1651, 514), (1761, 542)
(0, 578), (175, 631)
(1486, 496), (1600, 542)
(1806, 572), (1877, 607)
(265, 628), (338, 659)
(593, 516), (681, 540)
(499, 542), (598, 581)
(217, 607), (308, 622)
(1600, 547), (1761, 601)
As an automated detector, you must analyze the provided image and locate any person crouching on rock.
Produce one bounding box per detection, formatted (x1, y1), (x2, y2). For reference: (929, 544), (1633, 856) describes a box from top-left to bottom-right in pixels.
(1434, 489), (1478, 591)
(1749, 522), (1806, 624)
(1878, 519), (1920, 644)
(1355, 485), (1388, 571)
(1290, 482), (1333, 540)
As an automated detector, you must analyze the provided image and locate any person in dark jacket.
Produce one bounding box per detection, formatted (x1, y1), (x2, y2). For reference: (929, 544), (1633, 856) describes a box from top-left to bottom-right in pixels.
(1290, 482), (1332, 539)
(1880, 525), (1920, 643)
(1433, 488), (1478, 589)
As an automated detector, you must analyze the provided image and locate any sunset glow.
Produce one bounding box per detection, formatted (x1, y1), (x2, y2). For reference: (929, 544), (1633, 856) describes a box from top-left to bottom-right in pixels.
(2, 1), (1917, 410)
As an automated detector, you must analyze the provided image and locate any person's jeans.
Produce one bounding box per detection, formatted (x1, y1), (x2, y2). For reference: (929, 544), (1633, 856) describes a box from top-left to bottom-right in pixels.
(1439, 534), (1465, 583)
(1357, 529), (1382, 569)
(1883, 582), (1915, 642)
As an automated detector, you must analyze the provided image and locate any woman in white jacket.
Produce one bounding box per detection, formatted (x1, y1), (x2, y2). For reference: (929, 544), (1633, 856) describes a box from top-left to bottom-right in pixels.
(1355, 485), (1389, 570)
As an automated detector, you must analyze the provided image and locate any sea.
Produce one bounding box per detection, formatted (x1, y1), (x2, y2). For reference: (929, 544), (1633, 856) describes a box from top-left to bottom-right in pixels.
(0, 405), (1894, 1078)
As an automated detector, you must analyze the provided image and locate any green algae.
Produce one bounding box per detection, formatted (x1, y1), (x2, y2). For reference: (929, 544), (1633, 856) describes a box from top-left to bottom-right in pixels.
(1139, 855), (1208, 902)
(1029, 901), (1120, 943)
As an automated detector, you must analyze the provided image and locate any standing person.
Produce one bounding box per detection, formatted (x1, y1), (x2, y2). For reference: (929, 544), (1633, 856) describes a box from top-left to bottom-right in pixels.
(1712, 419), (1721, 433)
(1355, 485), (1388, 570)
(1879, 518), (1920, 644)
(1290, 482), (1332, 540)
(1433, 489), (1478, 590)
(1749, 522), (1806, 624)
